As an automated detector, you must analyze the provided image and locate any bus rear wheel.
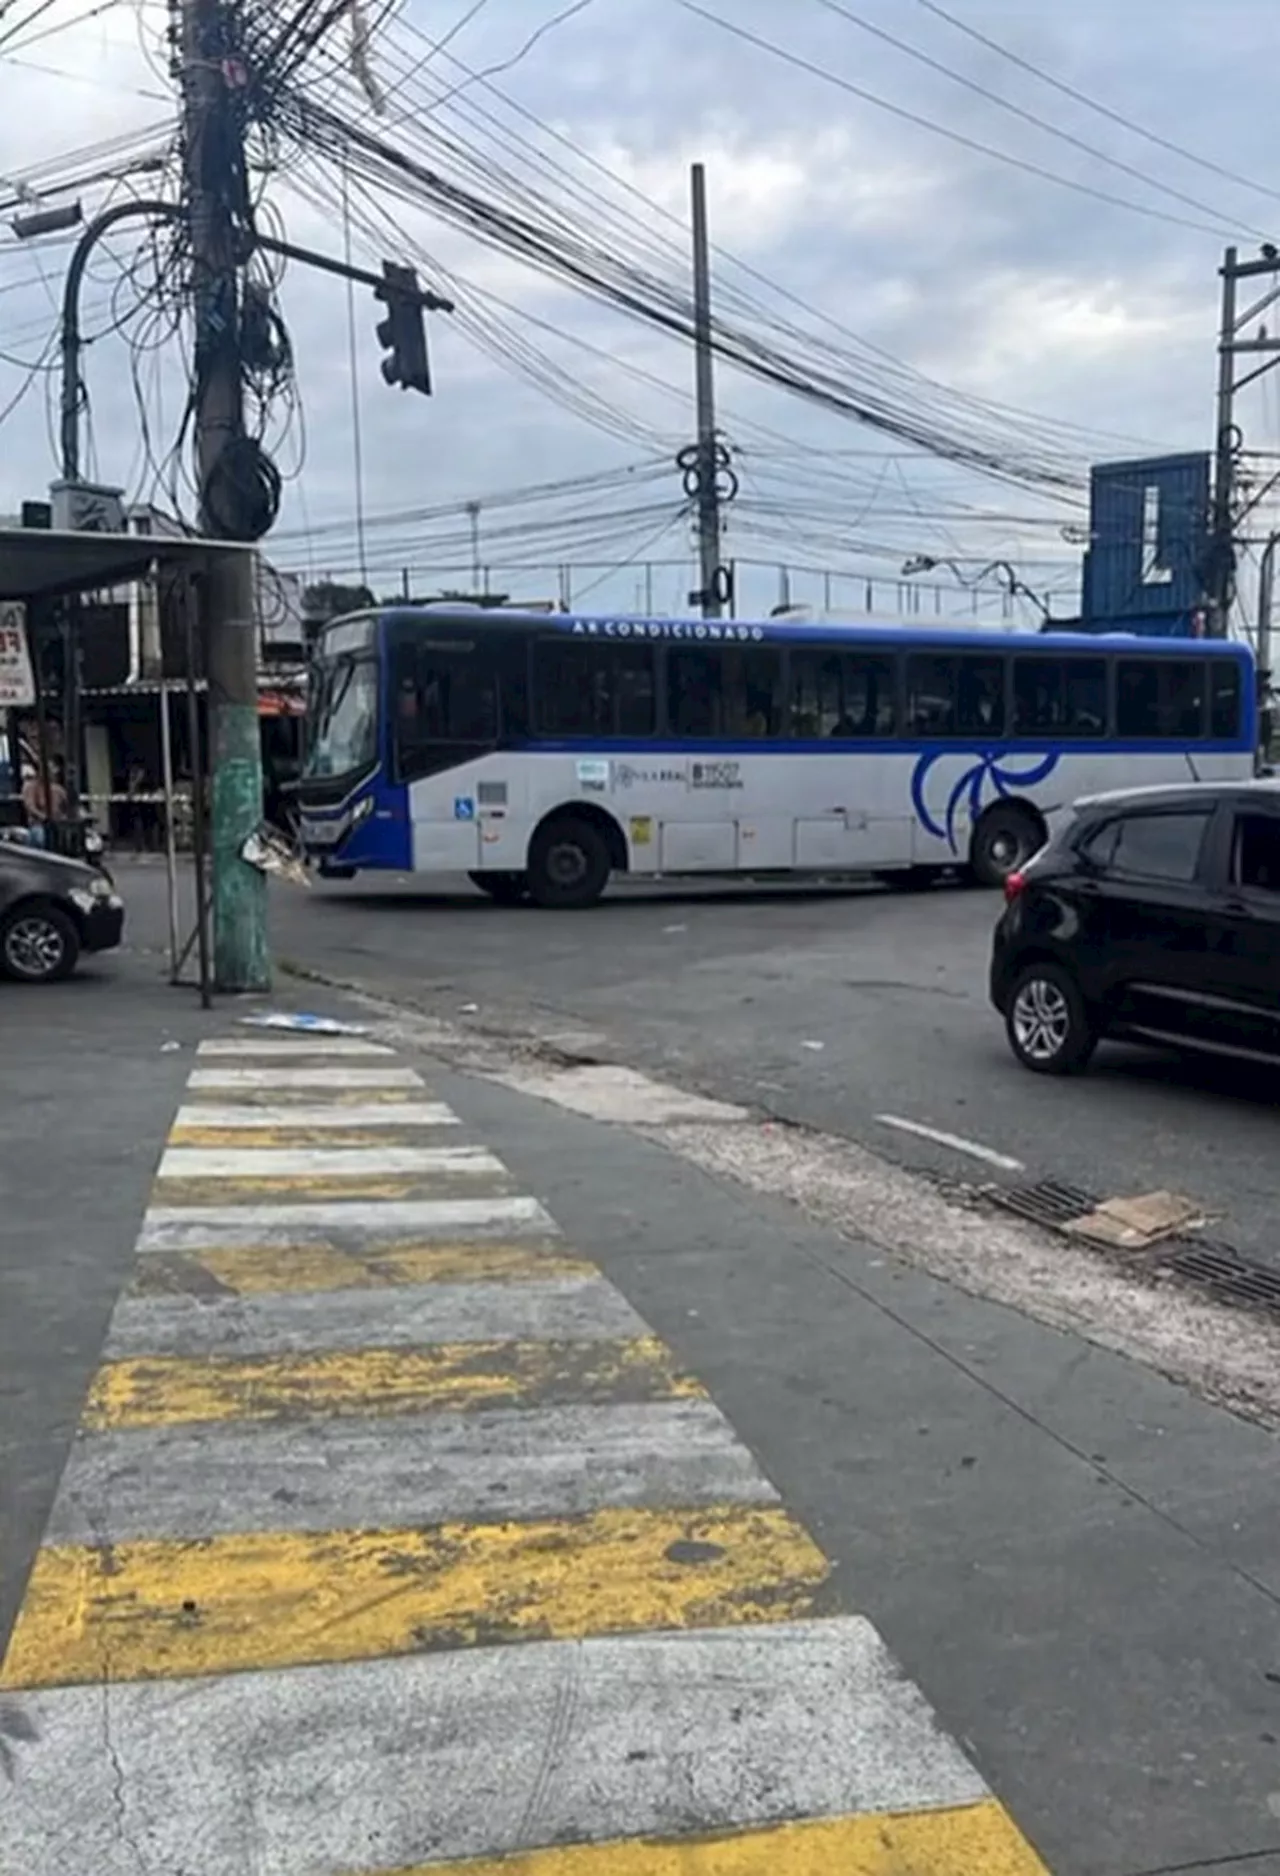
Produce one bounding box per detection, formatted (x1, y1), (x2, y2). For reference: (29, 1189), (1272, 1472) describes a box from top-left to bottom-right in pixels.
(970, 804), (1045, 889)
(527, 817), (610, 909)
(469, 870), (529, 905)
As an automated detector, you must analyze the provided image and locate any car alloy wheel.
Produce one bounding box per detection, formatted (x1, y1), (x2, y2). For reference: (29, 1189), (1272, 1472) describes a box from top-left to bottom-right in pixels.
(4, 912), (68, 981)
(1011, 974), (1072, 1064)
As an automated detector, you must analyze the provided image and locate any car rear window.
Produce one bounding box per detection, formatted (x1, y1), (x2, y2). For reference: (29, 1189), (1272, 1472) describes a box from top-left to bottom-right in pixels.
(1080, 809), (1210, 883)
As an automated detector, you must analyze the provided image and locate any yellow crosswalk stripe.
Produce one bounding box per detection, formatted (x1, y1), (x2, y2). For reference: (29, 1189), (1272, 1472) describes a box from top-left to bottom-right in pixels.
(83, 1335), (705, 1430)
(130, 1239), (593, 1297)
(374, 1804), (1050, 1876)
(3, 1504), (828, 1688)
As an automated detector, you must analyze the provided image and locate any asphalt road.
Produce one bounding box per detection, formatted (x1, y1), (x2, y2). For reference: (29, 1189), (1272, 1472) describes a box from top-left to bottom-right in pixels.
(125, 862), (1280, 1269)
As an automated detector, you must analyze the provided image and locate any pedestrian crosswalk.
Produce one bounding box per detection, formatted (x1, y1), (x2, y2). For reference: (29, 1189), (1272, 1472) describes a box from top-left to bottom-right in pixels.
(0, 1028), (1051, 1874)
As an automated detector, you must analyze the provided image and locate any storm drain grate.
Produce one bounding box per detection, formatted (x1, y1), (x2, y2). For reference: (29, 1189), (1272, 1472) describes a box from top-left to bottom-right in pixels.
(985, 1180), (1099, 1230)
(1157, 1239), (1280, 1315)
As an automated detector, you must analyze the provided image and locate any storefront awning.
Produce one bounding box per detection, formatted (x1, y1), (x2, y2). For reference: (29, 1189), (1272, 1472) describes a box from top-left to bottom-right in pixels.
(0, 527), (250, 603)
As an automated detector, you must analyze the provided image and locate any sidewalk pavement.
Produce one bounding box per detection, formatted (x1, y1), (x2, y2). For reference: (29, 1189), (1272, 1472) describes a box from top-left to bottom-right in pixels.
(0, 1024), (1048, 1874)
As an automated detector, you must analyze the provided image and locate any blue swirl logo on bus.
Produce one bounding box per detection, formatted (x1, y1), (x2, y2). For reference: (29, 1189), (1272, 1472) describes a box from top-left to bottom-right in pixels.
(910, 750), (1060, 854)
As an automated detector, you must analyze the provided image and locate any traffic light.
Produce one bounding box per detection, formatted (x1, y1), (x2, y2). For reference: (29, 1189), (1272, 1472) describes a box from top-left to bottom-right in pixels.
(374, 260), (431, 395)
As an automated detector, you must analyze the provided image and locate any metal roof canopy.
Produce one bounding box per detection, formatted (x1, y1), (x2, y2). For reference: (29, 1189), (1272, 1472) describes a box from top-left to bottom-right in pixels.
(0, 526), (250, 602)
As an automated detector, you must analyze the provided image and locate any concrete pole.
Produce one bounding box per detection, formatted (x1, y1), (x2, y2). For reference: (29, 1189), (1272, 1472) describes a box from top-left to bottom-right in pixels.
(182, 0), (268, 991)
(1210, 247), (1240, 639)
(690, 163), (722, 620)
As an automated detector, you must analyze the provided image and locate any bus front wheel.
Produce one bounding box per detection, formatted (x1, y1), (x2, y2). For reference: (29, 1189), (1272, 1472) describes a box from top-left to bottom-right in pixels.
(970, 803), (1044, 889)
(470, 870), (529, 905)
(528, 817), (610, 909)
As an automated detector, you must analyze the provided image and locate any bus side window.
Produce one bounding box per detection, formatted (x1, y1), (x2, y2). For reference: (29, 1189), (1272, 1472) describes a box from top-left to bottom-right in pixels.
(1116, 659), (1206, 739)
(789, 650), (896, 738)
(533, 641), (656, 737)
(668, 647), (782, 738)
(1210, 661), (1243, 740)
(907, 654), (1005, 737)
(1012, 658), (1106, 737)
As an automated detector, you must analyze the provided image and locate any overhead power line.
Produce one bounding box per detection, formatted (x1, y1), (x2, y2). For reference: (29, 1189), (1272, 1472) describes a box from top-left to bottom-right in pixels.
(679, 0), (1237, 240)
(807, 0), (1273, 240)
(368, 15), (1156, 454)
(913, 0), (1280, 210)
(282, 87), (1102, 496)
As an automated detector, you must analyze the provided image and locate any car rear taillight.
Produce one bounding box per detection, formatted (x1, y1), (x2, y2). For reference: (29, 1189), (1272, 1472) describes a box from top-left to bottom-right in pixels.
(1003, 870), (1026, 903)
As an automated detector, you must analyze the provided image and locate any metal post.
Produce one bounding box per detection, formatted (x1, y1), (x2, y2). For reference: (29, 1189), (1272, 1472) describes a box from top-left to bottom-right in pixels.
(690, 163), (722, 620)
(183, 0), (268, 992)
(1211, 247), (1240, 637)
(158, 675), (180, 978)
(52, 198), (180, 849)
(184, 579), (212, 1008)
(1257, 530), (1279, 762)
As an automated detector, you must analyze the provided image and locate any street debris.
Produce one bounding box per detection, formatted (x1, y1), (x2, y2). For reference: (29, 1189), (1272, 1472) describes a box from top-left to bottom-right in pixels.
(241, 825), (310, 887)
(237, 1012), (370, 1036)
(1066, 1190), (1204, 1251)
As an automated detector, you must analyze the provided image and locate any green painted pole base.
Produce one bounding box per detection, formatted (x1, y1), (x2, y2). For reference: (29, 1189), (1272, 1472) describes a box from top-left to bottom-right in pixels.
(210, 698), (270, 993)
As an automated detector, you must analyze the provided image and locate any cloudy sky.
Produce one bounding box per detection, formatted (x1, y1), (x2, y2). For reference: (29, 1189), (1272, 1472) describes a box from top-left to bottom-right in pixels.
(1, 0), (1277, 620)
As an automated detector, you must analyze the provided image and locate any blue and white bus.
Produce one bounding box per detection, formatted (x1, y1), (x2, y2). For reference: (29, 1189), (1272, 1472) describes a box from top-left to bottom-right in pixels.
(296, 606), (1257, 905)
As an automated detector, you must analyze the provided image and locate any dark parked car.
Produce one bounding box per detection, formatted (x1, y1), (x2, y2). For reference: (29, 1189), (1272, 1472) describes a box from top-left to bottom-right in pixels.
(0, 840), (124, 983)
(990, 780), (1280, 1075)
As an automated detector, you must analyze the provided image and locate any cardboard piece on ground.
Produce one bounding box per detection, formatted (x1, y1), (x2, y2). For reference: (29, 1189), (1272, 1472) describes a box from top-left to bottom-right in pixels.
(1066, 1190), (1203, 1251)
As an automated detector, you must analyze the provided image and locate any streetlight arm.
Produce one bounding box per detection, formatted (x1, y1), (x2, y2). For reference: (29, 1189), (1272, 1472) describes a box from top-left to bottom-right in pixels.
(59, 197), (185, 483)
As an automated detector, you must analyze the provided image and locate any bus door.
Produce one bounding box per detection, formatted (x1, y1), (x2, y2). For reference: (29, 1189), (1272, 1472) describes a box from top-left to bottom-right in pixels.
(789, 647), (909, 868)
(392, 634), (497, 871)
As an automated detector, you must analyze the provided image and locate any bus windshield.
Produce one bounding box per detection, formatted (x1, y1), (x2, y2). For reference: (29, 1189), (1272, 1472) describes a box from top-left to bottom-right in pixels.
(305, 656), (379, 779)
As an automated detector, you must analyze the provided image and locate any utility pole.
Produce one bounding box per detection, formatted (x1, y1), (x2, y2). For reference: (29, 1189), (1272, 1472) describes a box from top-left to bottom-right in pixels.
(690, 163), (722, 620)
(1210, 246), (1241, 636)
(466, 501), (482, 591)
(1209, 243), (1280, 638)
(182, 0), (269, 991)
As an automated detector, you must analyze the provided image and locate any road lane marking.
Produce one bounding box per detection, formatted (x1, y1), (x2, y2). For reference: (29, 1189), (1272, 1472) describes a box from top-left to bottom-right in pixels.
(197, 1037), (395, 1057)
(48, 1400), (776, 1543)
(103, 1277), (646, 1360)
(129, 1239), (591, 1297)
(137, 1195), (554, 1250)
(0, 1620), (1041, 1875)
(189, 1066), (424, 1089)
(875, 1112), (1024, 1172)
(171, 1101), (459, 1131)
(83, 1335), (705, 1429)
(157, 1145), (503, 1179)
(1, 1504), (829, 1687)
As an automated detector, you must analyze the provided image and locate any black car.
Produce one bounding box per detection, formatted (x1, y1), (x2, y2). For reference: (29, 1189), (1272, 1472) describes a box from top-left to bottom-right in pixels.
(990, 780), (1280, 1075)
(0, 840), (124, 983)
